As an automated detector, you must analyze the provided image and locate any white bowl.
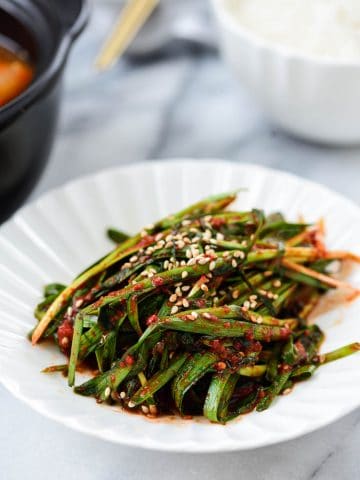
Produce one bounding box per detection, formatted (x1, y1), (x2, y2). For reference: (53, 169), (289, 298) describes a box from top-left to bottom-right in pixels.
(211, 0), (360, 145)
(1, 160), (360, 452)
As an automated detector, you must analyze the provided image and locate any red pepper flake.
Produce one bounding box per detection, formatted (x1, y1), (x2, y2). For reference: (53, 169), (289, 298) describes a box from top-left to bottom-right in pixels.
(258, 389), (266, 399)
(133, 283), (143, 292)
(125, 355), (135, 366)
(110, 374), (116, 383)
(146, 314), (159, 326)
(211, 217), (226, 228)
(118, 361), (125, 368)
(195, 299), (207, 308)
(137, 235), (156, 248)
(294, 341), (307, 360)
(244, 329), (255, 341)
(57, 319), (73, 354)
(151, 276), (164, 287)
(279, 363), (291, 373)
(223, 321), (231, 328)
(280, 327), (291, 339)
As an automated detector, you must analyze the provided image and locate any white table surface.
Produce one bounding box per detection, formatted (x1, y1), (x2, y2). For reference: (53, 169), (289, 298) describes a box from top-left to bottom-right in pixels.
(1, 1), (360, 479)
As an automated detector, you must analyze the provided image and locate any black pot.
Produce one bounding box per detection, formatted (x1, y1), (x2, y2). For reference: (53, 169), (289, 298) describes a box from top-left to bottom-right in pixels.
(0, 0), (88, 222)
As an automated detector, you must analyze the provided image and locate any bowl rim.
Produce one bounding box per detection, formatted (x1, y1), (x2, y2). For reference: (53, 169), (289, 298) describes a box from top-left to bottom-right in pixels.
(211, 0), (360, 68)
(0, 0), (89, 128)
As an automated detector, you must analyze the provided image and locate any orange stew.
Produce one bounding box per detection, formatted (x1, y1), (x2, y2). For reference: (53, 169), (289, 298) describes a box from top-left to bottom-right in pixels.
(0, 45), (33, 107)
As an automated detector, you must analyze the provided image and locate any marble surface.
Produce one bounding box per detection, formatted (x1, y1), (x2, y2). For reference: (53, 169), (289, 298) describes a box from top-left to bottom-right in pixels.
(1, 1), (360, 479)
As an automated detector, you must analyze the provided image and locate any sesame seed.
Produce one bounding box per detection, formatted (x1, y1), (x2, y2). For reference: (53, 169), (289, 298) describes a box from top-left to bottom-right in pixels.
(255, 316), (263, 324)
(155, 233), (163, 241)
(223, 251), (230, 258)
(198, 257), (208, 265)
(130, 255), (138, 263)
(273, 294), (279, 300)
(241, 305), (249, 312)
(175, 287), (182, 296)
(104, 387), (111, 398)
(185, 249), (192, 259)
(149, 405), (158, 415)
(231, 259), (238, 268)
(282, 388), (292, 396)
(182, 271), (189, 279)
(169, 294), (177, 303)
(232, 290), (240, 299)
(249, 294), (257, 301)
(128, 401), (135, 408)
(165, 234), (173, 242)
(182, 299), (189, 308)
(264, 270), (272, 277)
(201, 284), (209, 292)
(120, 391), (126, 399)
(146, 223), (155, 230)
(250, 301), (257, 309)
(273, 279), (282, 288)
(204, 215), (212, 222)
(164, 260), (169, 269)
(203, 231), (211, 241)
(210, 239), (217, 245)
(67, 306), (73, 316)
(75, 299), (83, 308)
(191, 311), (198, 319)
(216, 232), (224, 241)
(182, 219), (191, 226)
(234, 250), (245, 259)
(203, 312), (211, 319)
(209, 260), (216, 271)
(182, 285), (190, 292)
(177, 240), (185, 249)
(61, 337), (69, 346)
(187, 258), (196, 266)
(141, 230), (148, 237)
(171, 306), (179, 315)
(243, 300), (250, 309)
(141, 405), (149, 414)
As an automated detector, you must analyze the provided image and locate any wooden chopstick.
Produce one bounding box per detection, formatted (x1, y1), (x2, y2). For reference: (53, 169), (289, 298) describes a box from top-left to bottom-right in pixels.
(95, 0), (160, 71)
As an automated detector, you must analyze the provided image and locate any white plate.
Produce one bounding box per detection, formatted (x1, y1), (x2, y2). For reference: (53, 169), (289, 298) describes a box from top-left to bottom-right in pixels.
(1, 160), (360, 452)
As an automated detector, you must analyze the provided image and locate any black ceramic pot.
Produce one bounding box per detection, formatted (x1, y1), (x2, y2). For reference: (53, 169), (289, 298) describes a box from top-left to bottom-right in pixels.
(0, 0), (88, 222)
